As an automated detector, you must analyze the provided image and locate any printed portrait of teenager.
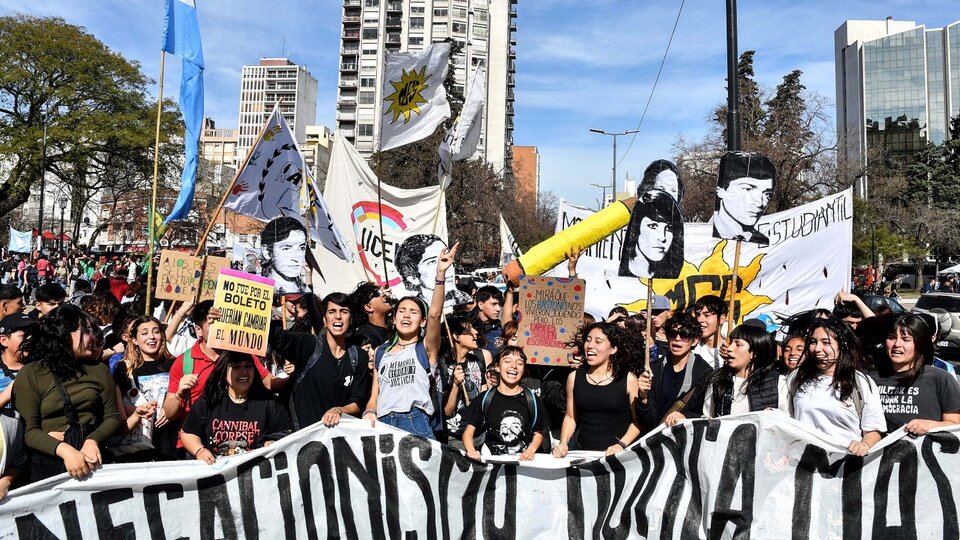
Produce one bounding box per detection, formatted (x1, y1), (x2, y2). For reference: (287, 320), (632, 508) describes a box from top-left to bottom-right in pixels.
(490, 410), (526, 455)
(637, 159), (683, 203)
(712, 152), (776, 246)
(260, 216), (308, 295)
(395, 234), (472, 309)
(618, 189), (684, 279)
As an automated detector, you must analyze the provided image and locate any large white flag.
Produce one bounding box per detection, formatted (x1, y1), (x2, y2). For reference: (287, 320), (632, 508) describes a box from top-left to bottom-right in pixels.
(551, 190), (854, 320)
(499, 213), (521, 266)
(224, 105), (351, 261)
(380, 43), (451, 152)
(7, 227), (32, 253)
(317, 135), (453, 305)
(438, 67), (486, 189)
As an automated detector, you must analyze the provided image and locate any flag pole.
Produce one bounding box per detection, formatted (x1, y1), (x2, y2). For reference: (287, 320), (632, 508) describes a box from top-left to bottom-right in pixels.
(726, 239), (742, 342)
(193, 104), (277, 257)
(145, 51), (166, 316)
(375, 138), (390, 287)
(431, 168), (447, 235)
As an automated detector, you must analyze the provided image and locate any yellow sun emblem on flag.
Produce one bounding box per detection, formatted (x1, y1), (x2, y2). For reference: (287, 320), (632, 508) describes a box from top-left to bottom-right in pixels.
(384, 66), (432, 124)
(621, 240), (774, 323)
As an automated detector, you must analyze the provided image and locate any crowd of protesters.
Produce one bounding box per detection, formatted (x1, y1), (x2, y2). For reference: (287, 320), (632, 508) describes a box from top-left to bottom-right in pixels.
(1, 243), (959, 501)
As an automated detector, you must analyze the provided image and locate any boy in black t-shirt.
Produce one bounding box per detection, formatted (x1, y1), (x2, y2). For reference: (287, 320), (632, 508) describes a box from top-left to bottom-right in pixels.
(463, 346), (545, 460)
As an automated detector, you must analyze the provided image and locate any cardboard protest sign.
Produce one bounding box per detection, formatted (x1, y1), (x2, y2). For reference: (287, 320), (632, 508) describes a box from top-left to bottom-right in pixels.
(155, 250), (203, 301)
(516, 276), (585, 366)
(207, 268), (275, 355)
(618, 189), (684, 279)
(199, 255), (231, 302)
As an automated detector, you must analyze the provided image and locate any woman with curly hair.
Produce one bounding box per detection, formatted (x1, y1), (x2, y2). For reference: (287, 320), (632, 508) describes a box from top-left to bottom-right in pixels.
(785, 317), (885, 456)
(13, 305), (122, 481)
(552, 322), (643, 457)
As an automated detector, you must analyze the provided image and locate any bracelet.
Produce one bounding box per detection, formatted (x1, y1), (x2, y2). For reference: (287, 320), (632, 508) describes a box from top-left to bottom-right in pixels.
(434, 279), (445, 285)
(558, 441), (568, 447)
(569, 273), (578, 279)
(195, 448), (209, 458)
(332, 407), (342, 415)
(615, 440), (627, 449)
(362, 409), (376, 417)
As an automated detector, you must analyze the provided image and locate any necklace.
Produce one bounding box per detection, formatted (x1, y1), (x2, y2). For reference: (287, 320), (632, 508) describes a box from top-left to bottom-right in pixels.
(586, 372), (613, 385)
(396, 339), (418, 347)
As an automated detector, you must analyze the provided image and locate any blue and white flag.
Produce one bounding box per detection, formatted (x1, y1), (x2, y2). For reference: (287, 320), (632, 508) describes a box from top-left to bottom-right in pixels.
(161, 0), (204, 224)
(7, 227), (32, 253)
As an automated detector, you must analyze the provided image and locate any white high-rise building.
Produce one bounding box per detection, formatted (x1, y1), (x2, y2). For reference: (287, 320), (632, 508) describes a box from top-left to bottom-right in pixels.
(335, 0), (517, 175)
(237, 58), (318, 166)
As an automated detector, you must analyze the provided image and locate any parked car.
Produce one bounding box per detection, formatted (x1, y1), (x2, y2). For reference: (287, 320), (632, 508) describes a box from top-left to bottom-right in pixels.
(911, 293), (960, 363)
(853, 292), (907, 315)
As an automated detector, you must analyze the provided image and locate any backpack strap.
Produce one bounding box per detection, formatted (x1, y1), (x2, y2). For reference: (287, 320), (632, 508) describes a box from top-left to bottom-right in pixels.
(479, 388), (495, 428)
(523, 386), (539, 432)
(182, 346), (194, 376)
(374, 344), (389, 370)
(347, 346), (359, 373)
(295, 335), (326, 388)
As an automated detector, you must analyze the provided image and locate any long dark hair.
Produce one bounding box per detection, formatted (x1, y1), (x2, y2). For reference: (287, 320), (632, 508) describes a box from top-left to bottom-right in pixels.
(706, 324), (776, 415)
(874, 314), (933, 385)
(570, 322), (641, 380)
(792, 317), (864, 401)
(22, 304), (103, 382)
(385, 295), (428, 348)
(440, 313), (476, 365)
(202, 351), (270, 408)
(618, 189), (684, 279)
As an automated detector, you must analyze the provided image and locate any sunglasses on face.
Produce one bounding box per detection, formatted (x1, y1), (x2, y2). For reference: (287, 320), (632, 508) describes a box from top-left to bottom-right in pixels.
(665, 330), (694, 341)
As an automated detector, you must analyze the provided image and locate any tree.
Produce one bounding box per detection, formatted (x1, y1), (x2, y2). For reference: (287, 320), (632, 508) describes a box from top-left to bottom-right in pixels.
(676, 51), (840, 220)
(0, 14), (182, 220)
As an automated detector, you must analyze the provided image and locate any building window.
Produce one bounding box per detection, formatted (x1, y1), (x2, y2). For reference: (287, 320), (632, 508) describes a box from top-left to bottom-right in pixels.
(409, 36), (424, 46)
(358, 92), (375, 104)
(358, 124), (374, 137)
(363, 16), (379, 24)
(364, 0), (379, 7)
(410, 5), (425, 14)
(433, 8), (448, 17)
(362, 28), (378, 39)
(452, 22), (466, 33)
(410, 17), (424, 29)
(452, 7), (467, 18)
(361, 77), (376, 87)
(362, 47), (378, 56)
(473, 25), (487, 38)
(475, 10), (488, 23)
(433, 22), (447, 34)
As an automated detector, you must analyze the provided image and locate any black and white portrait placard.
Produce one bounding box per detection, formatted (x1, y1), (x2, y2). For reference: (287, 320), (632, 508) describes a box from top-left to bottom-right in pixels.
(638, 159), (683, 203)
(711, 152), (776, 246)
(260, 216), (309, 295)
(395, 234), (472, 309)
(618, 189), (684, 279)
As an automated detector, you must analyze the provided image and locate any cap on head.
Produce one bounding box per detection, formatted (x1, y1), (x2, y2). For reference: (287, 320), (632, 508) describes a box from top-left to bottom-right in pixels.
(0, 313), (36, 334)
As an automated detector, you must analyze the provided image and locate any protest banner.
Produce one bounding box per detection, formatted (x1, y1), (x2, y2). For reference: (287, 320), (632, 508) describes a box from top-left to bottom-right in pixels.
(553, 189), (853, 322)
(207, 268), (274, 356)
(198, 255), (231, 302)
(3, 412), (958, 538)
(154, 250), (203, 302)
(516, 276), (584, 366)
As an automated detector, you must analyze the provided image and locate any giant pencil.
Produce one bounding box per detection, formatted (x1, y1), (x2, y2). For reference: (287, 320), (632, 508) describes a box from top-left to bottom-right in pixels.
(504, 197), (637, 286)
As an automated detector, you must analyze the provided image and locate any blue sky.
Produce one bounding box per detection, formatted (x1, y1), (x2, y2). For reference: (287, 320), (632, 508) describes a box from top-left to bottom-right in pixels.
(1, 0), (956, 209)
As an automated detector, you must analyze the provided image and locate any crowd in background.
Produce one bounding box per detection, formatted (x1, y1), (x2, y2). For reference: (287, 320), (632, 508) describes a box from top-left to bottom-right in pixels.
(0, 245), (958, 502)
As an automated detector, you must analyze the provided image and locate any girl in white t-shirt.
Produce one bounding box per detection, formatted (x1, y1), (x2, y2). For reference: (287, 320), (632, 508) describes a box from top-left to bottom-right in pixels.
(785, 318), (885, 456)
(363, 242), (458, 440)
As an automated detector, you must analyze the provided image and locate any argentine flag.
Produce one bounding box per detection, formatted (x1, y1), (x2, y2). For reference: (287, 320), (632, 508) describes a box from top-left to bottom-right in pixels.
(161, 0), (204, 224)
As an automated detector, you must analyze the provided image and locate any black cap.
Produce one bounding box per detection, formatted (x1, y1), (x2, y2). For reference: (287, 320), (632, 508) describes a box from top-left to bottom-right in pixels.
(0, 313), (36, 334)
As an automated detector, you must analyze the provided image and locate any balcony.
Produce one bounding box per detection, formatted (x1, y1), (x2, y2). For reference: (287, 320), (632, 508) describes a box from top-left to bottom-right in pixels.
(386, 33), (401, 44)
(339, 129), (356, 138)
(343, 15), (360, 24)
(385, 17), (401, 27)
(340, 63), (358, 72)
(341, 45), (359, 54)
(337, 97), (357, 106)
(337, 112), (357, 122)
(510, 7), (517, 18)
(339, 78), (358, 87)
(386, 1), (401, 12)
(342, 30), (360, 40)
(507, 74), (515, 87)
(343, 0), (360, 6)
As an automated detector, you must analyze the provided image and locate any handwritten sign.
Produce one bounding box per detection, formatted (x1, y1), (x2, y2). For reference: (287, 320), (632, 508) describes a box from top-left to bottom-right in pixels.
(199, 256), (231, 302)
(516, 276), (585, 366)
(155, 250), (203, 302)
(208, 268), (275, 356)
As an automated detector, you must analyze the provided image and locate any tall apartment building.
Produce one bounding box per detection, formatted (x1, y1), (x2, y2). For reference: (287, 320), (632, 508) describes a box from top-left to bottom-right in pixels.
(835, 18), (960, 196)
(303, 125), (334, 189)
(237, 58), (318, 166)
(335, 0), (517, 175)
(201, 117), (239, 168)
(511, 145), (538, 206)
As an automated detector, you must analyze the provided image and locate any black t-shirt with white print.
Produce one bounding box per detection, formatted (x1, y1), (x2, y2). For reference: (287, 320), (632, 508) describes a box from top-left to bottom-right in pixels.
(870, 366), (960, 432)
(182, 396), (293, 456)
(467, 388), (545, 456)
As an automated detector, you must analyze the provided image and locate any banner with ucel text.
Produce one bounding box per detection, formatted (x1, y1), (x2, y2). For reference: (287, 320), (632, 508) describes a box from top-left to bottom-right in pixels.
(317, 134), (448, 298)
(555, 189), (853, 321)
(2, 413), (957, 538)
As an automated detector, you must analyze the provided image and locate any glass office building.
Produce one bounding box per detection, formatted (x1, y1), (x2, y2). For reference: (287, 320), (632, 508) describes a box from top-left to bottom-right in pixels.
(835, 19), (960, 196)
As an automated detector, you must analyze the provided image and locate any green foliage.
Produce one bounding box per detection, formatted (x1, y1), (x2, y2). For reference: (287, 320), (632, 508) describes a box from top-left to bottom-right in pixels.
(0, 14), (182, 222)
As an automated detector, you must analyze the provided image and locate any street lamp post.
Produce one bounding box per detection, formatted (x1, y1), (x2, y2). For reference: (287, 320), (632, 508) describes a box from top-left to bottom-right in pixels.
(590, 183), (610, 209)
(589, 128), (640, 203)
(59, 197), (67, 253)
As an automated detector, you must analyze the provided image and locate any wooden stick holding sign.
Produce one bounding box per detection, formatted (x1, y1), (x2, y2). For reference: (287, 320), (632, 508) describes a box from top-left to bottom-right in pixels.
(726, 239), (742, 343)
(644, 281), (653, 372)
(441, 319), (471, 406)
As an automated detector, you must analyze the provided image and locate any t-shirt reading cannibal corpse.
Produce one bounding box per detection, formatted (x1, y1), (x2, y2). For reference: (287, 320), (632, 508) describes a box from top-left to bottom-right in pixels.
(181, 396), (292, 456)
(869, 366), (960, 432)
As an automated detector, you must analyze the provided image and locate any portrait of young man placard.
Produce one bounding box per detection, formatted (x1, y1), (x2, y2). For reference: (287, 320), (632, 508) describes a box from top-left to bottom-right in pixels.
(260, 216), (308, 295)
(395, 234), (472, 309)
(711, 152), (776, 246)
(618, 189), (684, 279)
